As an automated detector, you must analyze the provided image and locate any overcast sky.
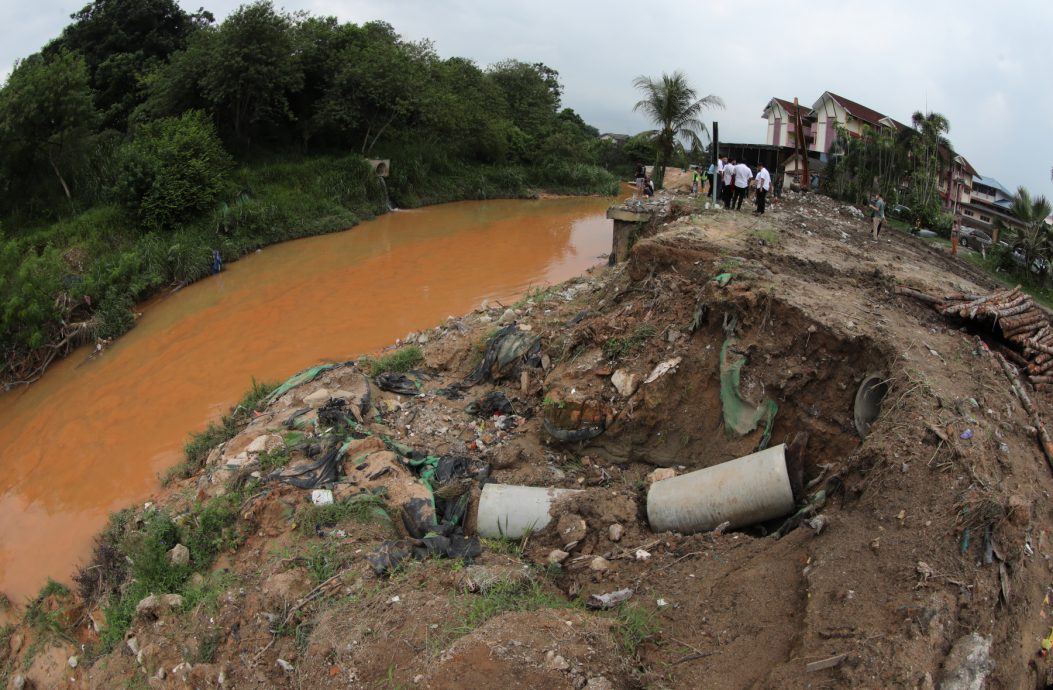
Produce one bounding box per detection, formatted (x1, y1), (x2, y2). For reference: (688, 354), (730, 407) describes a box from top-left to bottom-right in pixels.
(3, 0), (1050, 196)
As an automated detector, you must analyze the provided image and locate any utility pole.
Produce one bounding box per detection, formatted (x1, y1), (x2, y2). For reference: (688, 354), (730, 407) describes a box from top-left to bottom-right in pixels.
(712, 122), (719, 207)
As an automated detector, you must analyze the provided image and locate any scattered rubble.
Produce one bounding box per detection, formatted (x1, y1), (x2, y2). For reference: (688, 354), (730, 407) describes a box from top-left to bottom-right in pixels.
(7, 190), (1052, 689)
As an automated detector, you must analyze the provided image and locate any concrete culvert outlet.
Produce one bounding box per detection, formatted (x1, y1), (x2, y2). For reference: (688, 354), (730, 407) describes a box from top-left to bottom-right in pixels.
(854, 373), (888, 439)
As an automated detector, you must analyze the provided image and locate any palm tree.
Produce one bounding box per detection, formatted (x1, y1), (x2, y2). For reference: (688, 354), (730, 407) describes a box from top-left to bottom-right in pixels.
(909, 111), (951, 206)
(999, 186), (1053, 279)
(632, 72), (723, 188)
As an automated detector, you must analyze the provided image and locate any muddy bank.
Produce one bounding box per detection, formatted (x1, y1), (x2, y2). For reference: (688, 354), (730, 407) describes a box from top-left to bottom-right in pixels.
(0, 197), (613, 603)
(5, 191), (1053, 689)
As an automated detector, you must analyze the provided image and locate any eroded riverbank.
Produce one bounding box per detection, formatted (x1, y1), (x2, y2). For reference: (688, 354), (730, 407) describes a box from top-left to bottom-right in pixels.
(0, 197), (613, 601)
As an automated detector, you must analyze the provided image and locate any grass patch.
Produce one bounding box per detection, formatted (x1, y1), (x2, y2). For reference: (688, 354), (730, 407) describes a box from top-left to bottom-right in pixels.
(455, 580), (578, 635)
(181, 571), (238, 613)
(304, 541), (356, 585)
(717, 252), (742, 273)
(962, 250), (1053, 311)
(95, 486), (252, 652)
(752, 227), (780, 246)
(481, 536), (530, 558)
(163, 377), (277, 484)
(616, 604), (659, 654)
(602, 325), (657, 360)
(295, 492), (391, 535)
(20, 579), (76, 670)
(258, 447), (290, 473)
(362, 346), (424, 376)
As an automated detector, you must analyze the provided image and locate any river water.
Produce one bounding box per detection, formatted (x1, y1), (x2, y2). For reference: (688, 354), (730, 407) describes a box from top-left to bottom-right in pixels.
(0, 197), (613, 602)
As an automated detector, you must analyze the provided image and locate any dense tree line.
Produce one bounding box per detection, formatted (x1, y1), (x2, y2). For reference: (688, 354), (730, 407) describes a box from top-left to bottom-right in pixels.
(0, 0), (617, 386)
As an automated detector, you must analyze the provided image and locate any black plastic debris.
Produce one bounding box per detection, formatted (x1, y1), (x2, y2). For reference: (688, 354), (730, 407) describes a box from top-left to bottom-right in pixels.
(266, 440), (342, 488)
(465, 326), (540, 385)
(435, 384), (466, 400)
(466, 391), (515, 417)
(375, 372), (421, 396)
(283, 407), (312, 428)
(367, 535), (481, 575)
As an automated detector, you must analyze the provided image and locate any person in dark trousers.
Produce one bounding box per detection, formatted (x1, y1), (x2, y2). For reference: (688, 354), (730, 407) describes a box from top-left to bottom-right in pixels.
(722, 158), (736, 208)
(732, 160), (752, 210)
(754, 163), (771, 214)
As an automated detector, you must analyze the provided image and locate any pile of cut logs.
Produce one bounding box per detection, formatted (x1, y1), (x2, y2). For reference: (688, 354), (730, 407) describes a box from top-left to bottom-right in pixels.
(896, 285), (1053, 389)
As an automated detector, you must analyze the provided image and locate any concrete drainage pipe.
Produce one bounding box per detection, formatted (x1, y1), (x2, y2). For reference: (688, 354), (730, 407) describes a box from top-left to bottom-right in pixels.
(476, 484), (583, 539)
(646, 444), (795, 534)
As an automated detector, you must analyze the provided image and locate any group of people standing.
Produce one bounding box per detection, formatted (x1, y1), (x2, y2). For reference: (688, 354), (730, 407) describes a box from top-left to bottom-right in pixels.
(707, 156), (772, 214)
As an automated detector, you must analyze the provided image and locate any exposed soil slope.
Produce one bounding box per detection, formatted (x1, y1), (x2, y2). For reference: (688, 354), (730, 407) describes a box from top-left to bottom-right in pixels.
(5, 191), (1053, 690)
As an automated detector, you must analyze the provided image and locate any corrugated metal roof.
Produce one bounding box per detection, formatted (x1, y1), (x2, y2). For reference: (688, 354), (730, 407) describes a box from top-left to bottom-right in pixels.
(973, 175), (1011, 196)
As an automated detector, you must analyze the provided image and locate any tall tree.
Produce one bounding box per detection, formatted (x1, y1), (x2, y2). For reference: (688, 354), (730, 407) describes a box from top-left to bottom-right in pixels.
(314, 22), (431, 155)
(909, 110), (951, 206)
(195, 1), (303, 147)
(488, 60), (563, 155)
(0, 51), (99, 203)
(632, 71), (723, 188)
(49, 0), (210, 130)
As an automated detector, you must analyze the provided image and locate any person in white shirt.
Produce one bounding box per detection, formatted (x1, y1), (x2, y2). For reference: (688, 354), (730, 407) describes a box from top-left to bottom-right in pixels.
(732, 161), (753, 210)
(754, 163), (772, 214)
(716, 155), (728, 201)
(721, 158), (736, 208)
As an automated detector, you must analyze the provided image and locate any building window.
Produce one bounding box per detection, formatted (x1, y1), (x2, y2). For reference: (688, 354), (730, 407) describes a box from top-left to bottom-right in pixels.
(963, 210), (974, 217)
(980, 215), (991, 223)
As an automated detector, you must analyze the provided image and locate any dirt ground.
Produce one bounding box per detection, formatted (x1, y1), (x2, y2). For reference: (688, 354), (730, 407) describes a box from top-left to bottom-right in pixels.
(7, 189), (1053, 689)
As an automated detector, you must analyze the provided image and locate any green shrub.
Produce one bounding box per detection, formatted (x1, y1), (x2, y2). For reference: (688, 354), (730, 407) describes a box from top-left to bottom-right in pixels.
(94, 287), (135, 340)
(123, 510), (192, 593)
(183, 492), (244, 566)
(114, 111), (233, 231)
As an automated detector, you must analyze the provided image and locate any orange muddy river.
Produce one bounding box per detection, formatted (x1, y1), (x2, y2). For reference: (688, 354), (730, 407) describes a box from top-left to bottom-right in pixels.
(0, 197), (613, 601)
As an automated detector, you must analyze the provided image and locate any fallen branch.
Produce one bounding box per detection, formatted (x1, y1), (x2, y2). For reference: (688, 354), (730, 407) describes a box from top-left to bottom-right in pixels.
(995, 353), (1053, 475)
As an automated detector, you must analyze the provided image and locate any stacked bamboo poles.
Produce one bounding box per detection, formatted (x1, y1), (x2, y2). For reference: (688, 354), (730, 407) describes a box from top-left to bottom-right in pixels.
(896, 285), (1053, 389)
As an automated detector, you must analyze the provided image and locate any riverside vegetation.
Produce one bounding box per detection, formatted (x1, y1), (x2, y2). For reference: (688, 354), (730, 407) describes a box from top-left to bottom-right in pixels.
(0, 0), (622, 387)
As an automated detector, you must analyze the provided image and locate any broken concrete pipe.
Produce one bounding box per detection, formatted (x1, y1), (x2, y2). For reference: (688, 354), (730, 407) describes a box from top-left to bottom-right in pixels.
(853, 373), (888, 439)
(476, 484), (583, 539)
(646, 444), (795, 534)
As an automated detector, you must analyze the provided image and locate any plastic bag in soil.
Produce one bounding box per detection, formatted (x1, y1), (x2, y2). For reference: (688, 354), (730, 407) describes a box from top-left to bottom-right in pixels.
(369, 455), (489, 575)
(466, 391), (515, 417)
(719, 334), (777, 449)
(465, 326), (540, 385)
(375, 372), (421, 396)
(367, 535), (481, 575)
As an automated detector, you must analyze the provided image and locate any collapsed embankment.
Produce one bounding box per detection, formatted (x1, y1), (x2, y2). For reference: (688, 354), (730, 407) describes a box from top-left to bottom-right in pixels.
(4, 191), (1053, 689)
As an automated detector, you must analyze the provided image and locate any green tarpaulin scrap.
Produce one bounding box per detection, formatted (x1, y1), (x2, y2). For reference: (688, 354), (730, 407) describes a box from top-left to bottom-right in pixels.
(263, 363), (338, 405)
(714, 272), (734, 287)
(719, 335), (777, 449)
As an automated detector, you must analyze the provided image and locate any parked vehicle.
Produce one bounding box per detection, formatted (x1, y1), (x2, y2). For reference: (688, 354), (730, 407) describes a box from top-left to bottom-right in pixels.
(959, 228), (992, 252)
(1009, 247), (1049, 274)
(889, 204), (911, 221)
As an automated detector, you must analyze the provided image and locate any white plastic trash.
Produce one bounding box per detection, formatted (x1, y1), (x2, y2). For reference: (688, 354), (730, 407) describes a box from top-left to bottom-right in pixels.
(647, 444), (794, 534)
(476, 484), (582, 539)
(311, 489), (334, 506)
